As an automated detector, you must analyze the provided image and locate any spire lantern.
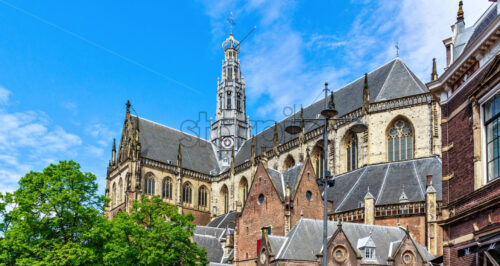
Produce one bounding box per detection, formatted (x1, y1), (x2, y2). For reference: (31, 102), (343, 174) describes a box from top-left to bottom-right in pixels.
(222, 12), (240, 52)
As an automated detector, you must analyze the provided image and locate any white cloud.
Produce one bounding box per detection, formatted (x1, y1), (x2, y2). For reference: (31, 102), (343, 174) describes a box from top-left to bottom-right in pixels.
(0, 89), (82, 193)
(85, 123), (116, 148)
(0, 87), (10, 105)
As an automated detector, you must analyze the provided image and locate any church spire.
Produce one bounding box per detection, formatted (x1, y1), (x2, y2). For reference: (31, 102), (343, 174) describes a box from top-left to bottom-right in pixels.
(210, 13), (249, 165)
(431, 58), (438, 81)
(457, 1), (464, 22)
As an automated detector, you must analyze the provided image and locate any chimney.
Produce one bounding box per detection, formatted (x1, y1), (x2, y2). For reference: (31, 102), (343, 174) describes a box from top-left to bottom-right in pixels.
(426, 174), (433, 187)
(364, 190), (375, 225)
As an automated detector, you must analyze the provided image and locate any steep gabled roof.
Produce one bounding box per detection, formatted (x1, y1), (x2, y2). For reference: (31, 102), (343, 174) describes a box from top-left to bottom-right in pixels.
(328, 157), (442, 212)
(131, 116), (220, 174)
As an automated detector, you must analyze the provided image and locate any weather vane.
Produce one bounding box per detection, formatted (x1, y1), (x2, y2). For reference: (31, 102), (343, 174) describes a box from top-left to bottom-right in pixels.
(227, 12), (236, 35)
(395, 42), (400, 58)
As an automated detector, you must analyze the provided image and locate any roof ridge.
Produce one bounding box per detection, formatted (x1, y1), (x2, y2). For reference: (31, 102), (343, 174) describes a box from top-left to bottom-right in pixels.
(335, 167), (368, 212)
(399, 59), (427, 94)
(374, 59), (398, 102)
(133, 115), (212, 144)
(375, 164), (391, 204)
(193, 233), (218, 239)
(411, 160), (426, 200)
(333, 58), (399, 94)
(277, 218), (303, 258)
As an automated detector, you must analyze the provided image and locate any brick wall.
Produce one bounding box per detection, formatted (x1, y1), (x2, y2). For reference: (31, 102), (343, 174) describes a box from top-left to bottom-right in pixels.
(290, 160), (324, 226)
(236, 164), (286, 261)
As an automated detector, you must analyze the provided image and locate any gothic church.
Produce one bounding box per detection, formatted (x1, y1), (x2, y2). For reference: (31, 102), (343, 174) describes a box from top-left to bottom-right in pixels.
(105, 21), (444, 263)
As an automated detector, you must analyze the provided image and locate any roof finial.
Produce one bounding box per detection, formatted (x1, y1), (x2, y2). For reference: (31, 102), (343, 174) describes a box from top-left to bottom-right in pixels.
(227, 12), (235, 35)
(457, 1), (464, 22)
(395, 42), (400, 58)
(126, 100), (131, 114)
(112, 138), (116, 152)
(431, 58), (438, 81)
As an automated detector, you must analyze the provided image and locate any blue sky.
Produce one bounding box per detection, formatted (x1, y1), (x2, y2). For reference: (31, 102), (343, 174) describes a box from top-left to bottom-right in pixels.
(0, 0), (492, 193)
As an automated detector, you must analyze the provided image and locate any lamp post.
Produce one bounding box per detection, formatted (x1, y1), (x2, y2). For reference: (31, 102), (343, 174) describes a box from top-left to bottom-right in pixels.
(285, 82), (367, 266)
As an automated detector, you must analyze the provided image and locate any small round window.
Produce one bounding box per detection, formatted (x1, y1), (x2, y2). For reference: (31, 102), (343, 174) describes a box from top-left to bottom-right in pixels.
(258, 194), (265, 205)
(402, 251), (414, 264)
(306, 191), (313, 201)
(333, 246), (347, 262)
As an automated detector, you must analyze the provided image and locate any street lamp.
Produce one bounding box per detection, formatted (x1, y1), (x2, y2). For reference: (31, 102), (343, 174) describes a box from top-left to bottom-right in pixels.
(285, 82), (367, 266)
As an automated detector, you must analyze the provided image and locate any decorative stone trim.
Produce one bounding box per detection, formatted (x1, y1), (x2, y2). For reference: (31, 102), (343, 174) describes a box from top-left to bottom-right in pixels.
(442, 143), (454, 152)
(442, 172), (455, 181)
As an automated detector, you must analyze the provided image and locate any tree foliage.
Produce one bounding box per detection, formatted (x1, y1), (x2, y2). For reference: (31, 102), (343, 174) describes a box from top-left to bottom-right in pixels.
(0, 160), (107, 265)
(103, 195), (208, 265)
(0, 161), (207, 265)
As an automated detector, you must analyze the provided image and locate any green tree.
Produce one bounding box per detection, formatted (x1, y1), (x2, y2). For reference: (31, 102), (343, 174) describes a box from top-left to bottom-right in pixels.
(0, 160), (108, 265)
(104, 195), (208, 266)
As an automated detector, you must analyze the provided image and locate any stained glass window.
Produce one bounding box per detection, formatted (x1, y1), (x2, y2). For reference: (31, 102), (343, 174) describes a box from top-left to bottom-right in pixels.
(388, 120), (413, 161)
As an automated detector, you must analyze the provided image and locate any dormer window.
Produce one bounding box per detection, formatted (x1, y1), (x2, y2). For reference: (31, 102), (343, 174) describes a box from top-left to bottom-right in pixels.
(357, 235), (376, 261)
(365, 247), (375, 259)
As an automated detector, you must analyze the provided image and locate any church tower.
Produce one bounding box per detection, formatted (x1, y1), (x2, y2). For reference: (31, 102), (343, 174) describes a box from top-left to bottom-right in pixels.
(210, 16), (250, 166)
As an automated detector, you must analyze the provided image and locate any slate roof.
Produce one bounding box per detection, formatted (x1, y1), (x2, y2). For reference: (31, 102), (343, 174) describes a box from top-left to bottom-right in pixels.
(206, 211), (237, 229)
(454, 3), (498, 59)
(327, 156), (442, 212)
(131, 116), (220, 174)
(271, 218), (434, 264)
(194, 226), (227, 240)
(193, 234), (224, 263)
(266, 163), (304, 200)
(233, 58), (428, 166)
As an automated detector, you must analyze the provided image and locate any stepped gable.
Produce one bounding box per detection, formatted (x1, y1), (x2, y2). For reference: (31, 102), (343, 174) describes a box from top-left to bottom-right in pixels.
(327, 156), (442, 212)
(271, 218), (433, 264)
(234, 58), (428, 166)
(131, 115), (220, 174)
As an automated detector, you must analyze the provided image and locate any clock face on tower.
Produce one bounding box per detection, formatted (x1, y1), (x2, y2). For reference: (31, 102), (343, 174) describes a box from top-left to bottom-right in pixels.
(222, 137), (234, 148)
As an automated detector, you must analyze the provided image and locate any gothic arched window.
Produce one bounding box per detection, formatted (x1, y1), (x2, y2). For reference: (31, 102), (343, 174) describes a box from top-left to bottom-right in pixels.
(387, 119), (414, 162)
(144, 174), (155, 195)
(112, 182), (117, 206)
(162, 177), (172, 199)
(198, 186), (208, 207)
(239, 177), (248, 206)
(221, 185), (229, 214)
(283, 155), (296, 171)
(312, 145), (324, 178)
(346, 132), (358, 171)
(182, 182), (192, 204)
(118, 178), (123, 202)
